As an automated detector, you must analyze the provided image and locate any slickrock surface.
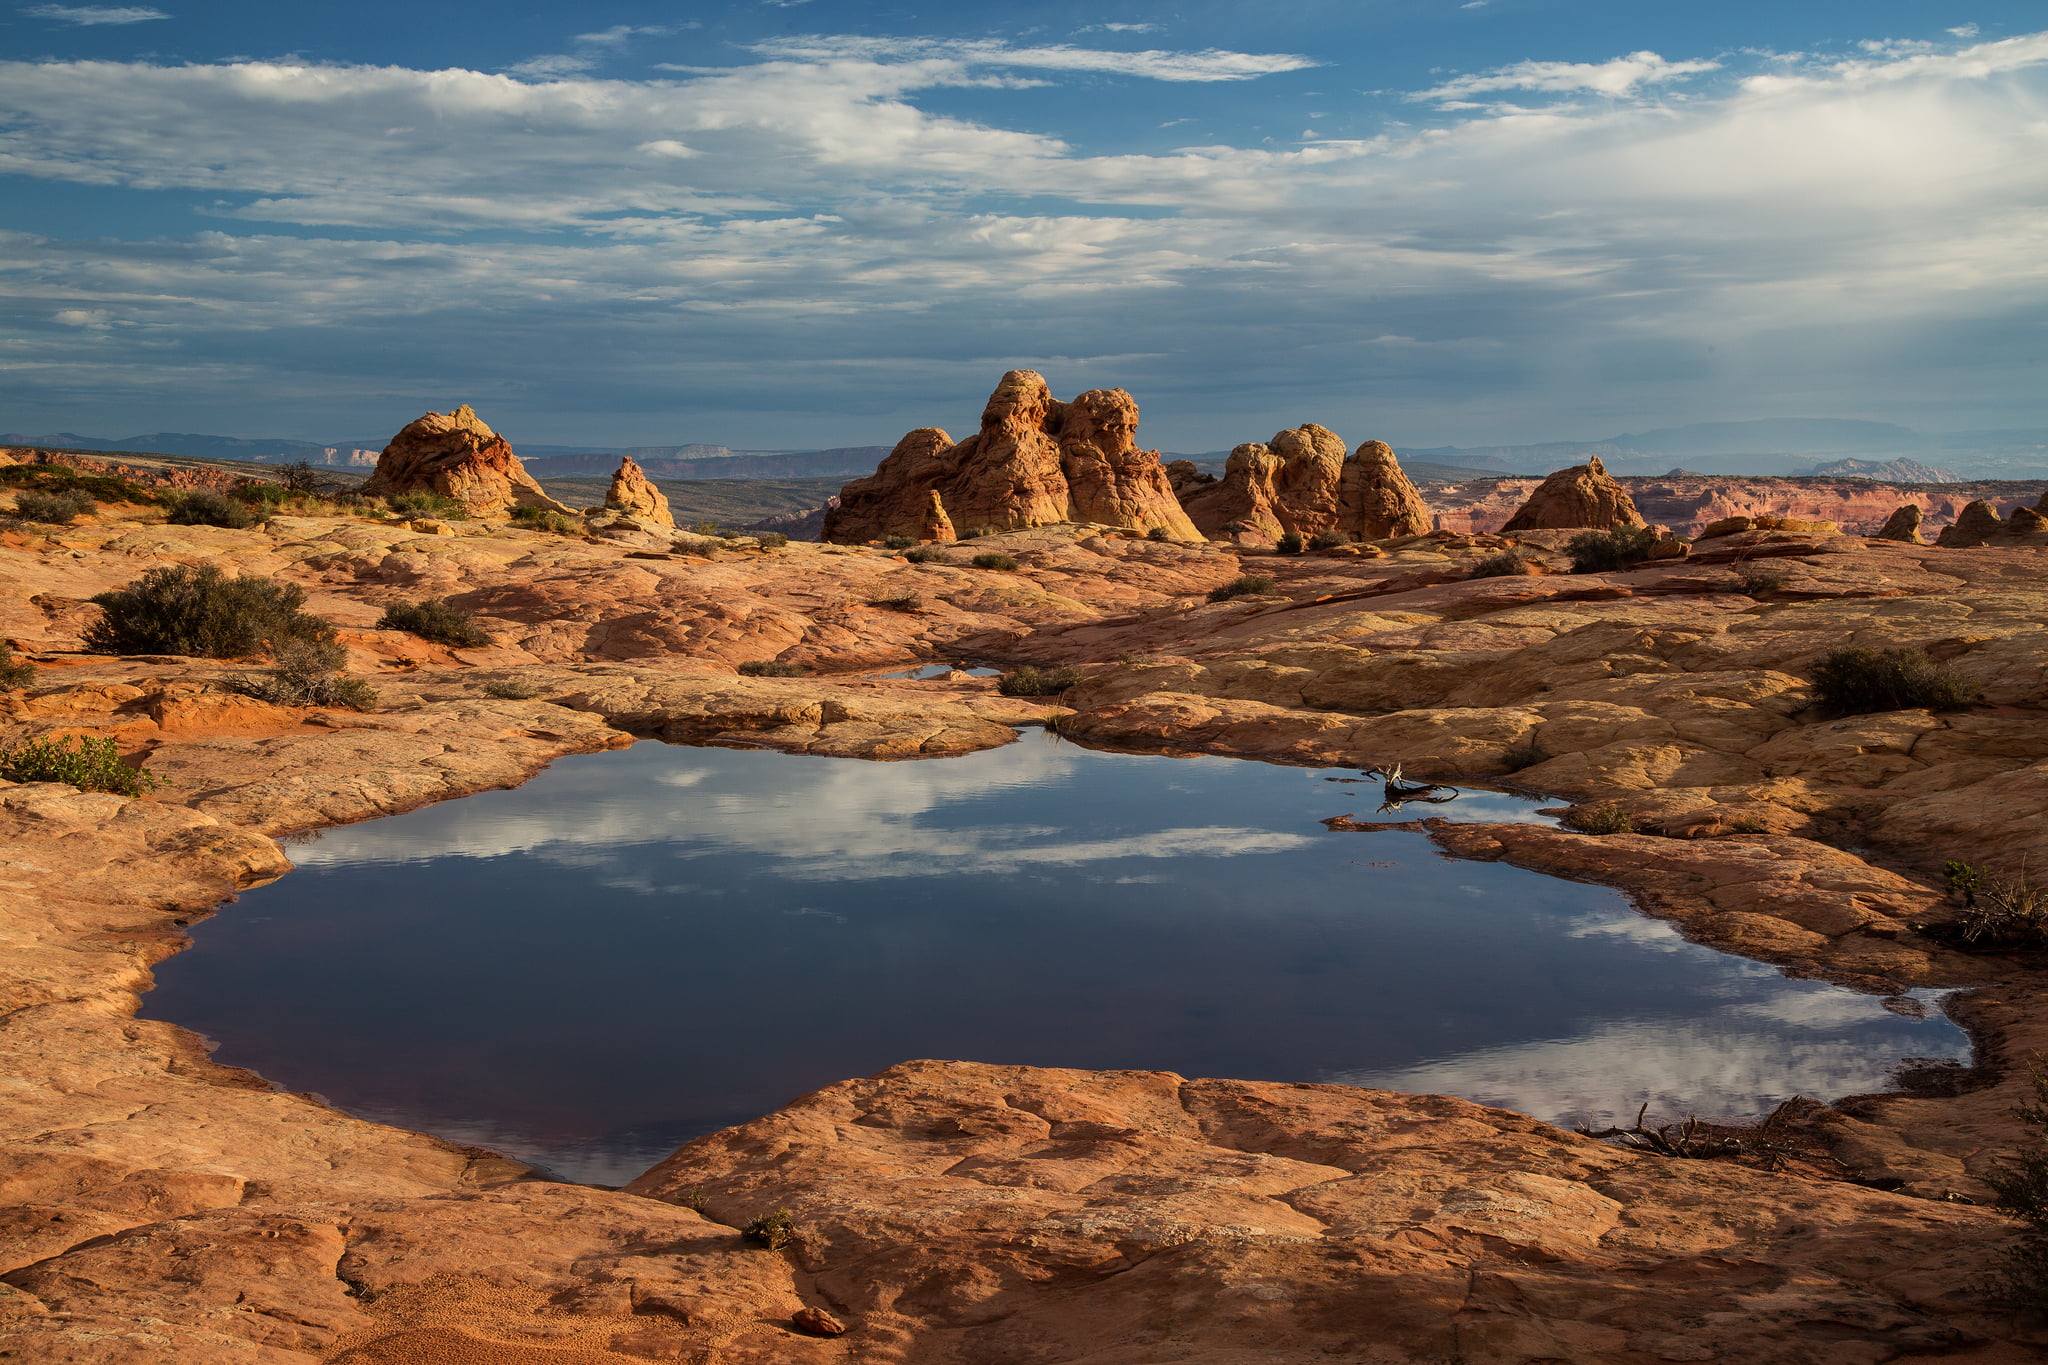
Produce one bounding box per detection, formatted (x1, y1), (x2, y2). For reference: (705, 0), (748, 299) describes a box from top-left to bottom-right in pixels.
(604, 456), (675, 528)
(1498, 456), (1646, 531)
(3, 484), (2048, 1362)
(360, 405), (572, 519)
(822, 371), (1200, 543)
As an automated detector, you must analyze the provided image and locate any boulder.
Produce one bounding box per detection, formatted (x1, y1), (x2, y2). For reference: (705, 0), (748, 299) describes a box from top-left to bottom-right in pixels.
(1340, 440), (1434, 541)
(1875, 504), (1924, 543)
(1934, 498), (2048, 547)
(1498, 457), (1646, 532)
(605, 456), (674, 528)
(919, 489), (956, 543)
(821, 372), (1199, 543)
(360, 405), (570, 520)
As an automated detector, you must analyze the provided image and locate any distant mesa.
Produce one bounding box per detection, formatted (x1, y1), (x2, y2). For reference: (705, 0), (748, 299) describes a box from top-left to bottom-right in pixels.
(1499, 456), (1646, 532)
(1179, 426), (1432, 545)
(1804, 457), (1963, 484)
(360, 404), (571, 519)
(822, 371), (1200, 543)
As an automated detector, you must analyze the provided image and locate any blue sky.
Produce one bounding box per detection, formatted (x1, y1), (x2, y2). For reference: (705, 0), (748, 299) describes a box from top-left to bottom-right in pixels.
(2, 1), (2044, 450)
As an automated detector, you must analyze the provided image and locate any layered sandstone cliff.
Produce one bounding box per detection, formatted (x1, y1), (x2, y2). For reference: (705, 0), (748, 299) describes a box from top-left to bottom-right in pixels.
(1180, 428), (1432, 544)
(822, 373), (1200, 543)
(360, 405), (571, 519)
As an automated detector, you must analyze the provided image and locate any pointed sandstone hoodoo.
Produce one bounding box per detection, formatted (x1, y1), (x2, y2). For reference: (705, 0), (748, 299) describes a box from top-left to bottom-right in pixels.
(920, 489), (955, 543)
(821, 371), (1199, 543)
(1498, 456), (1645, 533)
(1875, 504), (1924, 543)
(360, 404), (570, 519)
(1180, 428), (1431, 543)
(605, 456), (675, 528)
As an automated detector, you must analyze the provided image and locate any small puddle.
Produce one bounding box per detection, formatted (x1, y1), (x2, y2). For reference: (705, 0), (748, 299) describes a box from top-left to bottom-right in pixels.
(144, 740), (1969, 1184)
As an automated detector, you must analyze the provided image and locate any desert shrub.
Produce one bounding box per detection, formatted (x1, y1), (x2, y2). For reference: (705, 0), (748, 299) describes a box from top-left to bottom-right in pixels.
(229, 636), (377, 711)
(13, 488), (95, 524)
(388, 490), (469, 520)
(997, 665), (1084, 697)
(742, 1207), (794, 1250)
(903, 545), (953, 565)
(882, 534), (917, 550)
(1735, 564), (1790, 596)
(972, 552), (1019, 571)
(1806, 646), (1980, 715)
(1565, 525), (1658, 574)
(1936, 860), (2046, 948)
(1499, 735), (1549, 772)
(85, 565), (334, 658)
(689, 519), (724, 537)
(1274, 531), (1305, 555)
(277, 461), (332, 494)
(1469, 550), (1533, 579)
(869, 591), (922, 613)
(1724, 816), (1769, 834)
(0, 465), (63, 487)
(1563, 803), (1636, 834)
(167, 489), (267, 529)
(232, 481), (293, 508)
(1146, 526), (1171, 542)
(0, 733), (161, 796)
(738, 659), (805, 677)
(0, 465), (158, 506)
(378, 598), (493, 648)
(481, 678), (545, 700)
(756, 531), (789, 549)
(0, 645), (34, 689)
(1208, 574), (1275, 602)
(1986, 1061), (2048, 1308)
(1309, 530), (1351, 550)
(511, 505), (581, 535)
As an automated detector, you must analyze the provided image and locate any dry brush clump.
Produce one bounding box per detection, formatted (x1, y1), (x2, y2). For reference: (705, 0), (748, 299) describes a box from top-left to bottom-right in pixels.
(1565, 525), (1657, 574)
(1469, 549), (1534, 579)
(738, 659), (805, 677)
(378, 598), (494, 648)
(1563, 803), (1636, 834)
(166, 489), (269, 529)
(228, 637), (378, 711)
(1807, 646), (1981, 716)
(997, 665), (1084, 697)
(1208, 573), (1275, 603)
(85, 565), (334, 658)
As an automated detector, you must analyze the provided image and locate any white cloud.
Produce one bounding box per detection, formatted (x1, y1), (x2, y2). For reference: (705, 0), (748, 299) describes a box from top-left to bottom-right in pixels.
(747, 35), (1318, 83)
(21, 3), (166, 22)
(1950, 24), (1980, 39)
(1416, 49), (1722, 101)
(1076, 23), (1163, 34)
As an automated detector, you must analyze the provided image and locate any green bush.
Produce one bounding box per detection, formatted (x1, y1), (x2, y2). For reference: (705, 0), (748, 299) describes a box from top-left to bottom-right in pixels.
(1208, 574), (1275, 602)
(377, 598), (493, 649)
(1274, 531), (1305, 555)
(1807, 646), (1980, 715)
(738, 659), (805, 677)
(997, 665), (1084, 697)
(756, 531), (789, 549)
(0, 645), (35, 690)
(903, 545), (953, 565)
(1469, 550), (1533, 579)
(0, 733), (161, 796)
(167, 489), (268, 529)
(1564, 803), (1636, 834)
(389, 491), (469, 520)
(742, 1207), (794, 1250)
(1146, 526), (1171, 542)
(511, 505), (580, 535)
(481, 678), (545, 700)
(971, 552), (1019, 571)
(1309, 530), (1351, 550)
(85, 565), (335, 658)
(13, 489), (95, 524)
(689, 519), (723, 537)
(1565, 525), (1658, 574)
(228, 637), (377, 711)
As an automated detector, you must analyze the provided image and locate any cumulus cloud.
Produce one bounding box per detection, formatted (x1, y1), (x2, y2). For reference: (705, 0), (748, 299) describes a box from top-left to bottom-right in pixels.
(21, 3), (166, 22)
(1415, 49), (1721, 101)
(0, 30), (2044, 441)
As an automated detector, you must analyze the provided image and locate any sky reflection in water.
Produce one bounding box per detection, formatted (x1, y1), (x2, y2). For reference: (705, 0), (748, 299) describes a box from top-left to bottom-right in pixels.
(144, 739), (1969, 1184)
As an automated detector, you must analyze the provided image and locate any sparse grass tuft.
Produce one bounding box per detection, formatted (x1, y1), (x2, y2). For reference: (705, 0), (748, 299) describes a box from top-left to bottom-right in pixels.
(738, 659), (805, 677)
(756, 531), (789, 549)
(1724, 815), (1769, 834)
(481, 679), (545, 700)
(0, 645), (34, 690)
(971, 552), (1019, 571)
(868, 590), (923, 613)
(13, 489), (95, 525)
(882, 534), (916, 550)
(0, 733), (161, 796)
(1565, 525), (1657, 574)
(1735, 564), (1790, 597)
(1934, 860), (2046, 949)
(1309, 530), (1351, 550)
(1807, 645), (1981, 715)
(511, 505), (581, 535)
(1147, 526), (1171, 542)
(389, 491), (469, 521)
(1207, 574), (1275, 603)
(903, 545), (953, 564)
(85, 565), (334, 658)
(742, 1208), (794, 1250)
(1469, 550), (1533, 579)
(1563, 802), (1636, 834)
(997, 665), (1084, 697)
(378, 598), (493, 649)
(229, 636), (377, 711)
(1499, 735), (1549, 772)
(167, 489), (268, 529)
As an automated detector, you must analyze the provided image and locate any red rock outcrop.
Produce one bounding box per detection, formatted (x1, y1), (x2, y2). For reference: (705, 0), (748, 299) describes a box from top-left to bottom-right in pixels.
(1498, 456), (1645, 532)
(1938, 494), (2048, 547)
(359, 405), (570, 519)
(919, 489), (955, 542)
(1182, 429), (1432, 543)
(1876, 504), (1924, 542)
(1431, 475), (2048, 537)
(604, 455), (674, 527)
(822, 373), (1199, 543)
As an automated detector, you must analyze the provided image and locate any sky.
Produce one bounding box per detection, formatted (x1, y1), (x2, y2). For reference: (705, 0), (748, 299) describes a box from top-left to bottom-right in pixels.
(2, 1), (2045, 451)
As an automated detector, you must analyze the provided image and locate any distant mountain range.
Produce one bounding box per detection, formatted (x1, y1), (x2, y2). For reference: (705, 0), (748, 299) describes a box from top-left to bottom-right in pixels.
(6, 417), (2044, 481)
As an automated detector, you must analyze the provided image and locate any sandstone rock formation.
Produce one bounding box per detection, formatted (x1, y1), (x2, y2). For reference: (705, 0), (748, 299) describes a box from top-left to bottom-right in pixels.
(1498, 456), (1646, 532)
(1698, 514), (1841, 539)
(1876, 504), (1924, 542)
(1164, 458), (1214, 496)
(822, 373), (1200, 543)
(1180, 429), (1432, 543)
(1938, 494), (2048, 546)
(360, 405), (571, 519)
(604, 455), (674, 527)
(919, 489), (955, 542)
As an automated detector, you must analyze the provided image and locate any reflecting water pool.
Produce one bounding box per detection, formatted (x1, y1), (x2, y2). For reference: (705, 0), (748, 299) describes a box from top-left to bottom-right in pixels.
(143, 738), (1969, 1184)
